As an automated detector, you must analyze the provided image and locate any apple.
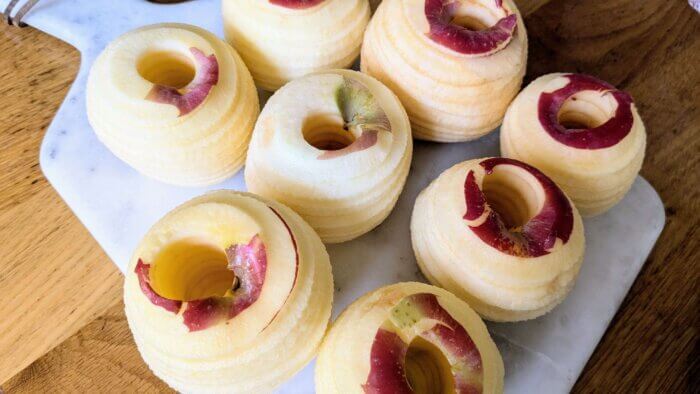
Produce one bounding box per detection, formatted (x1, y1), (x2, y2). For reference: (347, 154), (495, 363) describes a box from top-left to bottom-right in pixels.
(145, 47), (219, 117)
(223, 0), (370, 91)
(463, 158), (573, 257)
(245, 70), (412, 243)
(361, 0), (527, 142)
(86, 24), (259, 186)
(411, 158), (585, 321)
(315, 283), (504, 393)
(500, 73), (646, 216)
(537, 73), (634, 149)
(364, 293), (484, 393)
(425, 0), (517, 55)
(124, 191), (333, 392)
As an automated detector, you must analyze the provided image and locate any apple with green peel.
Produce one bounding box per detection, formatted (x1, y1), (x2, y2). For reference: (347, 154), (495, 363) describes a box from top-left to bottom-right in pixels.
(318, 77), (391, 159)
(364, 293), (484, 393)
(315, 283), (504, 394)
(245, 70), (412, 243)
(124, 191), (333, 393)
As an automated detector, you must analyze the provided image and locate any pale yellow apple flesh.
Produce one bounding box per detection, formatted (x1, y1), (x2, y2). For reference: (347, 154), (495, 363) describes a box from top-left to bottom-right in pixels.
(87, 23), (259, 186)
(245, 69), (413, 243)
(315, 282), (504, 393)
(411, 158), (586, 322)
(124, 191), (333, 392)
(500, 73), (646, 216)
(222, 0), (370, 91)
(361, 0), (527, 142)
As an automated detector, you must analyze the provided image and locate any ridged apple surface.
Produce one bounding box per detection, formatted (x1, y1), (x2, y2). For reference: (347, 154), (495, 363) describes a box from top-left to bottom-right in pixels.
(500, 73), (647, 216)
(123, 191), (333, 393)
(245, 70), (413, 243)
(222, 0), (370, 91)
(411, 158), (585, 322)
(316, 282), (504, 393)
(86, 24), (259, 187)
(361, 0), (527, 142)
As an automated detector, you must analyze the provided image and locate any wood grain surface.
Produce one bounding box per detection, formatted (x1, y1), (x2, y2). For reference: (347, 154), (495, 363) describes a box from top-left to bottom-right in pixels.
(0, 0), (698, 392)
(0, 24), (123, 387)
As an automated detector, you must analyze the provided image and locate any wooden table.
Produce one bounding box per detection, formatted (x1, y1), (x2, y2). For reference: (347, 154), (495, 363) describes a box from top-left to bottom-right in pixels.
(0, 0), (697, 392)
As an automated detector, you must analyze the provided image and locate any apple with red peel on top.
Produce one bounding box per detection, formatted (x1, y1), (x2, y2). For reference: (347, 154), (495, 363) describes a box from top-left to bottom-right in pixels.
(361, 0), (527, 142)
(124, 191), (333, 393)
(222, 0), (370, 91)
(245, 70), (412, 243)
(316, 282), (504, 393)
(501, 73), (647, 216)
(463, 158), (574, 258)
(425, 0), (517, 55)
(411, 158), (585, 322)
(86, 23), (259, 186)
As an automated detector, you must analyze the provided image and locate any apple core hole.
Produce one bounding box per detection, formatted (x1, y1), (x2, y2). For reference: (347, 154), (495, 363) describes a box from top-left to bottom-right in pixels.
(481, 166), (543, 230)
(451, 14), (490, 31)
(404, 336), (455, 393)
(137, 50), (196, 89)
(557, 91), (617, 130)
(148, 238), (234, 301)
(302, 113), (358, 151)
(449, 3), (503, 31)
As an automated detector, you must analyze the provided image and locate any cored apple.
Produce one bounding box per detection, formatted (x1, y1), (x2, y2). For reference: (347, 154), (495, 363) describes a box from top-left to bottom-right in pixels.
(463, 158), (573, 258)
(411, 158), (585, 321)
(222, 0), (370, 91)
(124, 191), (333, 393)
(501, 73), (647, 216)
(361, 0), (527, 141)
(316, 282), (504, 393)
(245, 70), (413, 243)
(86, 23), (259, 186)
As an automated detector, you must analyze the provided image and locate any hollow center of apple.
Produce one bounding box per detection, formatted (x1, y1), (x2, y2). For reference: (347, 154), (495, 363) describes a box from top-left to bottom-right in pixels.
(302, 113), (360, 151)
(449, 4), (501, 31)
(148, 238), (235, 301)
(556, 91), (617, 130)
(405, 336), (456, 393)
(137, 50), (196, 90)
(481, 166), (543, 230)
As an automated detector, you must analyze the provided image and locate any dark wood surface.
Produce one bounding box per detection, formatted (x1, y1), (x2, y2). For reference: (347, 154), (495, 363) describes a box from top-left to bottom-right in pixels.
(0, 0), (698, 392)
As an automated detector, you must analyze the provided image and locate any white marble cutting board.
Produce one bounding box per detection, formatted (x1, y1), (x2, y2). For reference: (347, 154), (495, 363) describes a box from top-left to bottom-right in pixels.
(4, 0), (665, 392)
